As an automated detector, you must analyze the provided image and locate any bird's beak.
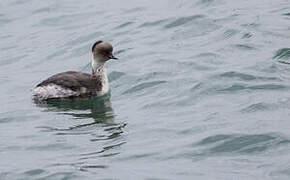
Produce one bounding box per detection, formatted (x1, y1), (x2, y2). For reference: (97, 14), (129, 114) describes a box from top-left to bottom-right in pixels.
(107, 53), (118, 60)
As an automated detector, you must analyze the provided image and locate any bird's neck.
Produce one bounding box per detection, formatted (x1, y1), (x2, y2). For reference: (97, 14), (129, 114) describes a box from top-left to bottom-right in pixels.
(91, 58), (106, 77)
(91, 56), (110, 95)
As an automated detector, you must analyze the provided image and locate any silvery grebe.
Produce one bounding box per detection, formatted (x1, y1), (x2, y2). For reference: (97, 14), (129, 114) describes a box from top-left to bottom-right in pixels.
(32, 41), (118, 100)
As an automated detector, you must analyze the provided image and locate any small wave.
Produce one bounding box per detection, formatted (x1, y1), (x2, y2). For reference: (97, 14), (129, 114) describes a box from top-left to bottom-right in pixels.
(218, 83), (287, 92)
(0, 18), (11, 26)
(80, 164), (108, 170)
(218, 84), (246, 92)
(139, 19), (169, 28)
(195, 0), (215, 7)
(122, 80), (167, 95)
(249, 84), (286, 90)
(0, 54), (27, 66)
(232, 44), (256, 51)
(108, 71), (126, 82)
(274, 48), (290, 63)
(35, 13), (91, 27)
(114, 22), (134, 29)
(219, 71), (256, 81)
(218, 71), (280, 81)
(65, 31), (103, 47)
(196, 133), (290, 155)
(242, 32), (253, 39)
(80, 142), (126, 160)
(45, 49), (67, 60)
(223, 29), (239, 39)
(36, 172), (78, 179)
(282, 13), (290, 16)
(24, 169), (45, 176)
(32, 7), (51, 14)
(241, 103), (272, 113)
(164, 15), (204, 29)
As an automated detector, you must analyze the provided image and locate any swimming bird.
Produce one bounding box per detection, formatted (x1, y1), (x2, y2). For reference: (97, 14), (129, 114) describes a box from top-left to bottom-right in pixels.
(32, 41), (118, 100)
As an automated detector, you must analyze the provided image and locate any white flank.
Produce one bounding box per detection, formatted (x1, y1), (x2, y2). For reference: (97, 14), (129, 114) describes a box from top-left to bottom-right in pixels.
(98, 68), (109, 96)
(32, 84), (81, 100)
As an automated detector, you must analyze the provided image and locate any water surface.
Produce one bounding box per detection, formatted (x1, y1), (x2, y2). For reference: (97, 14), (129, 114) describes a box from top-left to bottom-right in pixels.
(1, 0), (290, 179)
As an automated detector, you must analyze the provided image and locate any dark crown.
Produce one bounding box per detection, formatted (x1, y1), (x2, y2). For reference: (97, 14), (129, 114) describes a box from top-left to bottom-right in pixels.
(91, 40), (103, 52)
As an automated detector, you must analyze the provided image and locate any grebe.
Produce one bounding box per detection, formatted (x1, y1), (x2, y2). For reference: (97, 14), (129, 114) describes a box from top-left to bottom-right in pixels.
(32, 41), (118, 100)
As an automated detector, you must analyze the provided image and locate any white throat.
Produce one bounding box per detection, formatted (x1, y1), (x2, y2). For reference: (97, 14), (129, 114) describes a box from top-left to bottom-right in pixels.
(91, 56), (110, 95)
(92, 56), (106, 76)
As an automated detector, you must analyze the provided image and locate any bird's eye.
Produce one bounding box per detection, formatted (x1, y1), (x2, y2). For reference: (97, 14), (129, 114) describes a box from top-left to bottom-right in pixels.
(102, 51), (108, 56)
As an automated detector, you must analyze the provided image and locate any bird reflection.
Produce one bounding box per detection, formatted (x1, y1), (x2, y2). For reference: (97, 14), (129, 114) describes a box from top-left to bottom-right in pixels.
(33, 94), (120, 129)
(33, 94), (126, 165)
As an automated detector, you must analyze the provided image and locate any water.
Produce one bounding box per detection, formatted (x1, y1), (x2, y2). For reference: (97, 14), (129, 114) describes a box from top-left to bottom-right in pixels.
(1, 0), (290, 179)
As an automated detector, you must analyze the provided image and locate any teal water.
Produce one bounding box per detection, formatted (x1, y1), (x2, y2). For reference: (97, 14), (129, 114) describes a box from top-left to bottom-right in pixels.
(1, 0), (290, 179)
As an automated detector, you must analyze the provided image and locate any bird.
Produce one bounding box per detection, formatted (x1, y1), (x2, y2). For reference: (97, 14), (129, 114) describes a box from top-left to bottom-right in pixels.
(32, 40), (118, 100)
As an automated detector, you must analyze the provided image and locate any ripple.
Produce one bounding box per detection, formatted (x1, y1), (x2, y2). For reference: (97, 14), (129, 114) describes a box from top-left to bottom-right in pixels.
(277, 60), (290, 65)
(117, 152), (159, 161)
(217, 84), (246, 92)
(80, 142), (126, 159)
(218, 83), (287, 92)
(108, 71), (126, 82)
(193, 52), (223, 66)
(24, 169), (45, 176)
(80, 165), (108, 171)
(36, 13), (91, 27)
(164, 15), (204, 29)
(195, 0), (215, 6)
(0, 34), (12, 40)
(0, 55), (27, 66)
(34, 96), (120, 139)
(0, 111), (39, 124)
(65, 31), (104, 47)
(122, 80), (167, 95)
(0, 117), (12, 124)
(218, 71), (280, 81)
(0, 45), (15, 51)
(232, 44), (256, 51)
(190, 82), (203, 92)
(222, 29), (239, 39)
(114, 21), (134, 29)
(2, 0), (290, 178)
(45, 49), (67, 60)
(198, 134), (231, 145)
(282, 13), (290, 16)
(0, 18), (11, 25)
(32, 7), (51, 14)
(139, 19), (169, 28)
(274, 48), (290, 61)
(242, 32), (253, 39)
(250, 84), (287, 90)
(241, 103), (272, 113)
(196, 134), (290, 155)
(40, 172), (79, 180)
(219, 71), (257, 81)
(68, 44), (90, 58)
(26, 143), (75, 151)
(0, 13), (11, 25)
(90, 128), (124, 141)
(123, 7), (146, 13)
